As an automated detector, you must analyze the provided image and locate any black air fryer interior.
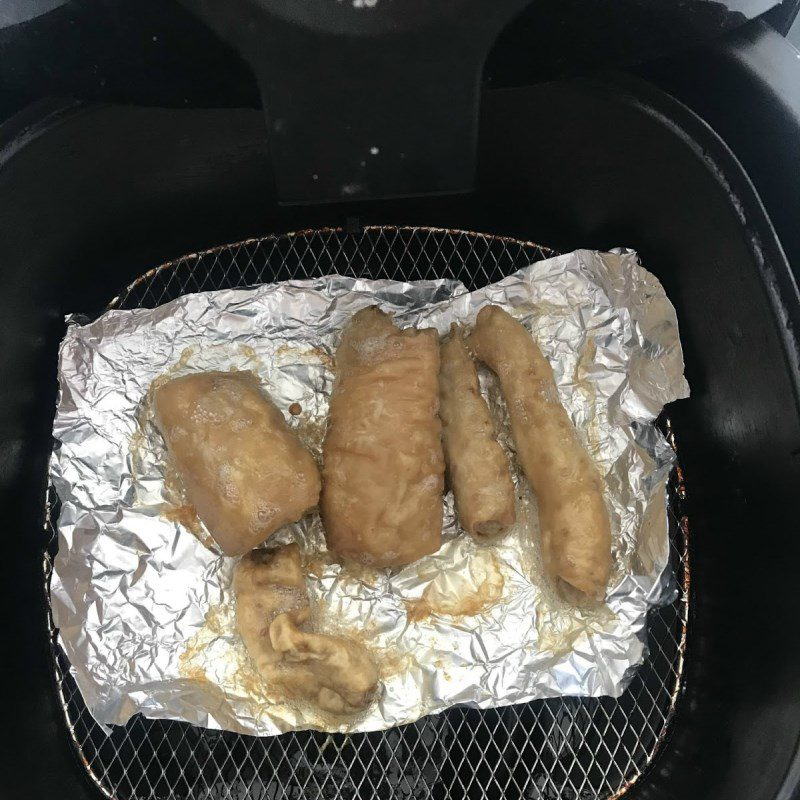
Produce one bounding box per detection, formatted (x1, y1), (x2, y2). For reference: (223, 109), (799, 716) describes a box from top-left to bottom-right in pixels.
(2, 5), (800, 800)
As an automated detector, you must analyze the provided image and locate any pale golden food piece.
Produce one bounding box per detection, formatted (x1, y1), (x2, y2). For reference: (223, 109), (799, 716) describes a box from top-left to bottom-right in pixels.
(321, 306), (445, 568)
(269, 616), (379, 714)
(153, 371), (321, 556)
(439, 325), (515, 537)
(234, 545), (379, 715)
(233, 544), (310, 672)
(467, 306), (612, 602)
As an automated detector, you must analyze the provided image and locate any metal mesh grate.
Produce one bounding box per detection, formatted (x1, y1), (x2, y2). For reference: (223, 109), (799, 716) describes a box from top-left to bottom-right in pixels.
(45, 226), (689, 800)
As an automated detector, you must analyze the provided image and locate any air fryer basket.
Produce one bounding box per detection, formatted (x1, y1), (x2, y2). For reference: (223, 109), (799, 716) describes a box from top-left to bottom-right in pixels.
(45, 226), (689, 800)
(5, 53), (800, 799)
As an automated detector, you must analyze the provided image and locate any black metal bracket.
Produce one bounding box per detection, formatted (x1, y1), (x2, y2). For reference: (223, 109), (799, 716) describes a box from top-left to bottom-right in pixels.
(179, 0), (531, 204)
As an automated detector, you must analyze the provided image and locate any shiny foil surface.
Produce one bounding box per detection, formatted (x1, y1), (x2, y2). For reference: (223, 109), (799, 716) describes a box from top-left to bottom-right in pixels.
(50, 249), (690, 736)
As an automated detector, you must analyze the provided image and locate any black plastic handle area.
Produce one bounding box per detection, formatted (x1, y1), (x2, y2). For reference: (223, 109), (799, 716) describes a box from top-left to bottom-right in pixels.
(180, 0), (531, 204)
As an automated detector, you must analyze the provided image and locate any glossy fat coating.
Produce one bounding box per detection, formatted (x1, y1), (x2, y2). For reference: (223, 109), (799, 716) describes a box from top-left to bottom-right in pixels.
(154, 371), (321, 556)
(234, 545), (379, 714)
(321, 307), (445, 568)
(439, 325), (515, 537)
(467, 306), (612, 602)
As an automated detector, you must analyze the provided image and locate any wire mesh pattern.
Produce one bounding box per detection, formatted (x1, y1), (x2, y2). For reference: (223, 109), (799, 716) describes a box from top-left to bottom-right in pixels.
(45, 226), (689, 800)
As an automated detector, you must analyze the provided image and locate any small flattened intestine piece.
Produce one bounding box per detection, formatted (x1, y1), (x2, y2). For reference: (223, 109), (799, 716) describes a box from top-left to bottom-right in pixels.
(233, 544), (310, 671)
(234, 544), (379, 714)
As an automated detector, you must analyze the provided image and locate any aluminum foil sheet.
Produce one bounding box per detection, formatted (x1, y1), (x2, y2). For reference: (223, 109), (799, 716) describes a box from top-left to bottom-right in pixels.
(50, 248), (690, 736)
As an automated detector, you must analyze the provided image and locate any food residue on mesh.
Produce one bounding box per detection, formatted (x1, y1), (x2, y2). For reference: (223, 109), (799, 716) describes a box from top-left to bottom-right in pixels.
(288, 402), (303, 416)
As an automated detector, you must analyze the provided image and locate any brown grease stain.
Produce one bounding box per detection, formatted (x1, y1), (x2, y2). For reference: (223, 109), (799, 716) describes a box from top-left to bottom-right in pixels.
(375, 649), (417, 682)
(181, 665), (210, 683)
(178, 605), (227, 680)
(302, 551), (336, 579)
(163, 504), (203, 535)
(207, 604), (228, 636)
(338, 560), (384, 587)
(275, 344), (334, 371)
(405, 554), (505, 622)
